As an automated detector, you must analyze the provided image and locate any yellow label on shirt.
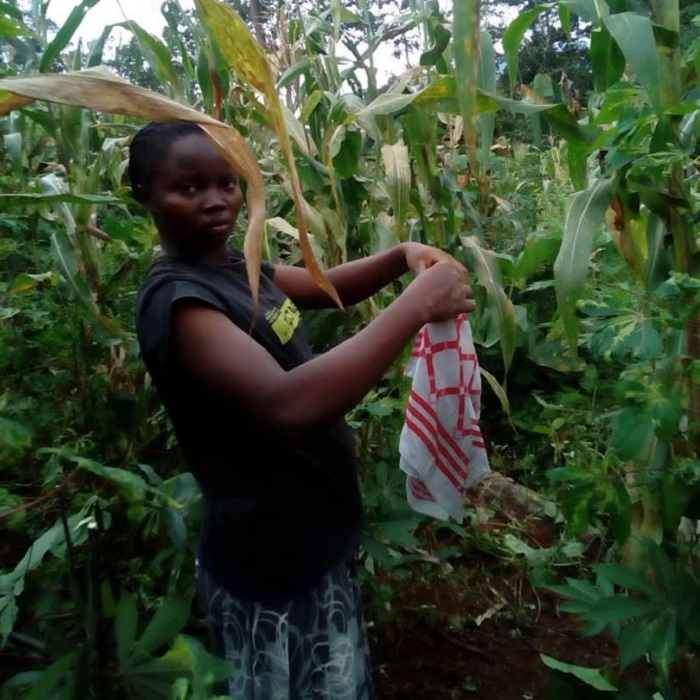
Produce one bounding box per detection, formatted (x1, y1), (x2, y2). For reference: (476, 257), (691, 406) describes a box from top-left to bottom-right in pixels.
(265, 298), (300, 344)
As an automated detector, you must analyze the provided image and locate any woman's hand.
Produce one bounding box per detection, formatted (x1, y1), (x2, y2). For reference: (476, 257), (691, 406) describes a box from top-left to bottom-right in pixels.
(404, 260), (475, 323)
(401, 242), (463, 275)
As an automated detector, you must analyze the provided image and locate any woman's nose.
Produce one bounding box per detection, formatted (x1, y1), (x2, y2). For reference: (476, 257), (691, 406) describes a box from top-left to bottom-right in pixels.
(202, 187), (226, 210)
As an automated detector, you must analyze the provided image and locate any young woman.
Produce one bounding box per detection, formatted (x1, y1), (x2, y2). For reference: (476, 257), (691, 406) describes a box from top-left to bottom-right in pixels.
(131, 120), (475, 699)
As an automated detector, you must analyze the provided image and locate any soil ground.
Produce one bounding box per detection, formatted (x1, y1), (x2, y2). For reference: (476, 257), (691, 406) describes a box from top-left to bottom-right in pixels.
(367, 546), (664, 700)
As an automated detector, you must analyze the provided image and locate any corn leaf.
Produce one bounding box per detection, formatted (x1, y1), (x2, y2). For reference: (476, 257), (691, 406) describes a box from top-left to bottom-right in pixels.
(554, 180), (613, 352)
(381, 140), (411, 239)
(453, 0), (480, 173)
(461, 236), (516, 375)
(39, 0), (101, 72)
(195, 0), (342, 308)
(117, 20), (183, 96)
(502, 3), (556, 96)
(602, 13), (661, 112)
(0, 66), (267, 306)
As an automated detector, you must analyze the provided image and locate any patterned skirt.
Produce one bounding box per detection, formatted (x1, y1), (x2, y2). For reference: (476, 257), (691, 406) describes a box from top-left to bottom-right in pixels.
(196, 556), (375, 700)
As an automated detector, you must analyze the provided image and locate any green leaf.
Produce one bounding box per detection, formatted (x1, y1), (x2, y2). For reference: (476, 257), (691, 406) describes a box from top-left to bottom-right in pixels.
(611, 406), (656, 461)
(479, 367), (510, 414)
(420, 23), (451, 67)
(132, 599), (190, 661)
(277, 56), (314, 89)
(618, 616), (658, 670)
(0, 597), (18, 645)
(381, 140), (411, 238)
(0, 14), (29, 37)
(590, 26), (626, 93)
(55, 452), (149, 500)
(0, 192), (121, 207)
(502, 4), (556, 95)
(559, 0), (600, 23)
(554, 180), (613, 351)
(87, 23), (118, 67)
(0, 415), (32, 450)
(453, 0), (480, 170)
(461, 236), (516, 374)
(119, 20), (183, 95)
(478, 30), (497, 166)
(39, 0), (101, 72)
(514, 236), (561, 278)
(602, 13), (661, 112)
(27, 651), (81, 700)
(593, 564), (659, 598)
(589, 596), (665, 627)
(116, 595), (138, 668)
(540, 654), (618, 691)
(11, 272), (54, 293)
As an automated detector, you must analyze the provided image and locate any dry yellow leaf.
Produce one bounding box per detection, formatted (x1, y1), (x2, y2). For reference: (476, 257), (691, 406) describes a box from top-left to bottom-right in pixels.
(0, 66), (267, 305)
(196, 0), (342, 309)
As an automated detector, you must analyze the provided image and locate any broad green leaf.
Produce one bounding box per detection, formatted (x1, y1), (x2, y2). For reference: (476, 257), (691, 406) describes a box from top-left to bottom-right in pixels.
(554, 180), (613, 351)
(567, 142), (588, 191)
(132, 599), (190, 661)
(333, 127), (362, 178)
(51, 227), (96, 309)
(594, 564), (659, 598)
(27, 651), (81, 700)
(461, 236), (516, 374)
(559, 0), (600, 23)
(0, 597), (19, 648)
(590, 26), (625, 93)
(116, 595), (138, 668)
(540, 103), (595, 145)
(589, 596), (666, 627)
(413, 80), (595, 145)
(301, 89), (324, 123)
(602, 13), (661, 112)
(514, 236), (561, 279)
(79, 462), (149, 500)
(410, 78), (501, 114)
(381, 140), (411, 239)
(540, 654), (618, 691)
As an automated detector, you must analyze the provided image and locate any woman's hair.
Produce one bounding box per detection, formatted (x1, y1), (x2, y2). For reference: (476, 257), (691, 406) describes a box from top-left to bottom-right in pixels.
(128, 121), (204, 202)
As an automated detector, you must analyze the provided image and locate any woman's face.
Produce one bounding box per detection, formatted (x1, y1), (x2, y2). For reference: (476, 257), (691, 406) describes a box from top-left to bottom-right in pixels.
(145, 132), (243, 253)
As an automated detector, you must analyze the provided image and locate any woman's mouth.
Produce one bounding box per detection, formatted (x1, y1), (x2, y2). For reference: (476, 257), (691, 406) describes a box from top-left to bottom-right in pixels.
(203, 220), (231, 234)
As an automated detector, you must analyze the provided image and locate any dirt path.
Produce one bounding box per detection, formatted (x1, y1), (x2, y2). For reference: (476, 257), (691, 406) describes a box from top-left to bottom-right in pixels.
(368, 555), (657, 699)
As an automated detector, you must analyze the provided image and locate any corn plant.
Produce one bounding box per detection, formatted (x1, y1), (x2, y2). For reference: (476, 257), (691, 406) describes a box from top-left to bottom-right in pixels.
(497, 0), (700, 692)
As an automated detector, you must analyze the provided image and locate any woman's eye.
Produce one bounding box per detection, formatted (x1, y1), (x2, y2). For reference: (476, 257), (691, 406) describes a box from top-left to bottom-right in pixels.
(178, 183), (197, 194)
(223, 179), (238, 191)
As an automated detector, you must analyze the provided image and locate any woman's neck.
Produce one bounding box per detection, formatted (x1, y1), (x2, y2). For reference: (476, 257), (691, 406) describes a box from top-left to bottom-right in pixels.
(160, 240), (231, 266)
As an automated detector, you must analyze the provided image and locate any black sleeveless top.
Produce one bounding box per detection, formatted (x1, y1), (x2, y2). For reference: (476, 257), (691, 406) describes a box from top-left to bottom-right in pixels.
(136, 249), (363, 601)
